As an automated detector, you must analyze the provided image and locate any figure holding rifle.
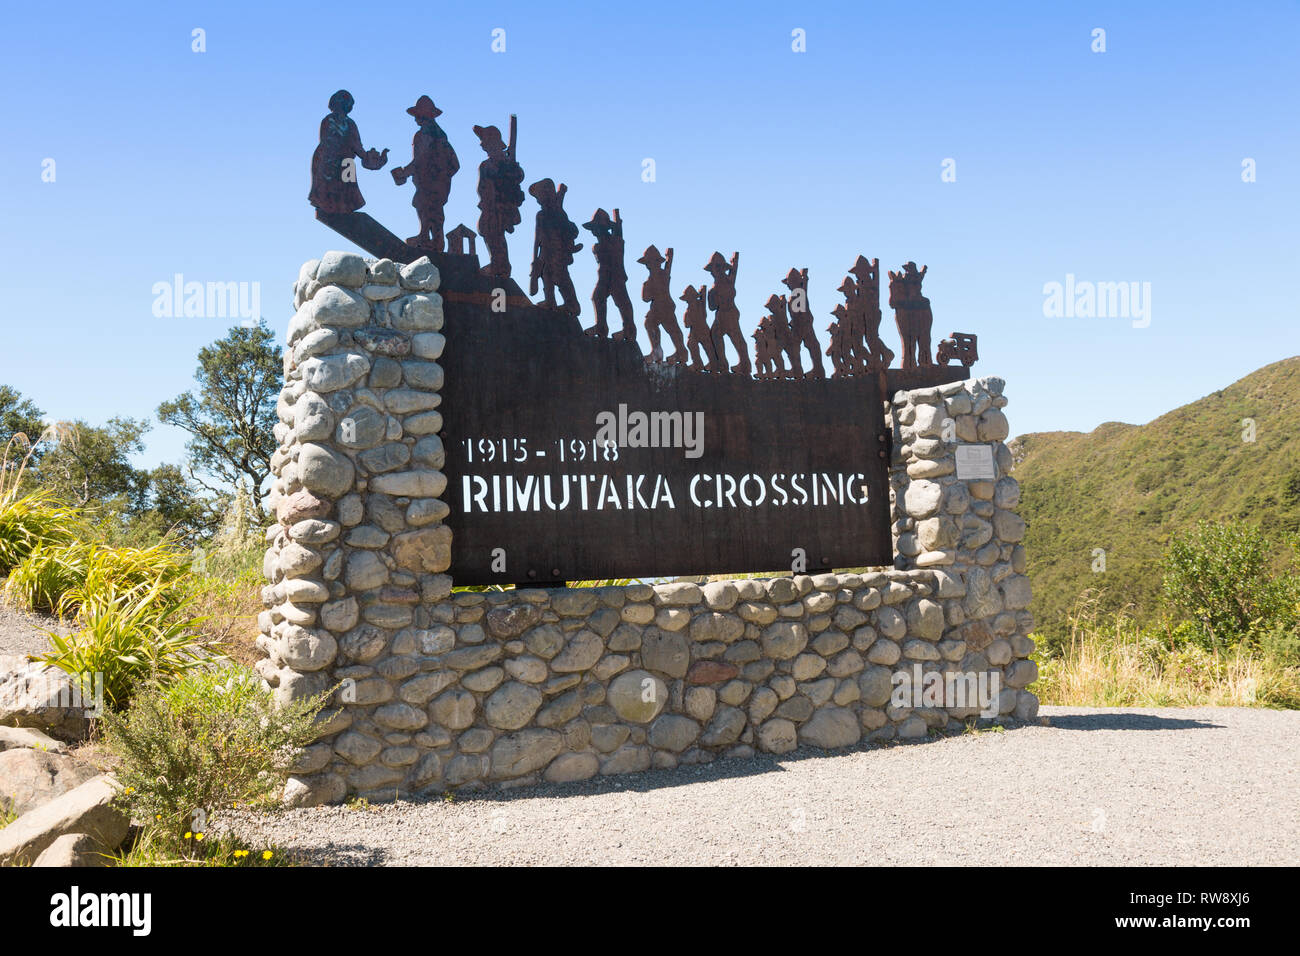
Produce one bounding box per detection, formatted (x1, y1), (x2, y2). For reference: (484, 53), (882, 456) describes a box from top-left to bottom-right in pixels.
(704, 251), (749, 375)
(638, 244), (687, 364)
(583, 207), (635, 340)
(474, 114), (525, 278)
(528, 178), (582, 315)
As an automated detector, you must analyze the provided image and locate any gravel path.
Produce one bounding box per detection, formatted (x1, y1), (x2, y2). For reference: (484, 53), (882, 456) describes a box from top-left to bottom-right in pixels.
(0, 599), (66, 659)
(226, 706), (1299, 866)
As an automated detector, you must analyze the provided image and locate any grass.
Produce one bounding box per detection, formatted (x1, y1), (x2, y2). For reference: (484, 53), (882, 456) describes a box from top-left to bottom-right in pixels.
(0, 485), (231, 710)
(1030, 603), (1300, 709)
(111, 827), (297, 867)
(181, 542), (264, 667)
(0, 431), (85, 574)
(39, 579), (215, 710)
(0, 489), (84, 576)
(4, 538), (191, 618)
(961, 720), (1005, 736)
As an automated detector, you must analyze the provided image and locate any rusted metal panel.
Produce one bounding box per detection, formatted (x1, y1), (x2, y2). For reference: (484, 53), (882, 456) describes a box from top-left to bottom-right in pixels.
(439, 303), (893, 585)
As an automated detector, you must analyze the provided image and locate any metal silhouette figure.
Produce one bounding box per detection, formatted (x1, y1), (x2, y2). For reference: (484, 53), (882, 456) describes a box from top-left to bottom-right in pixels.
(781, 268), (824, 379)
(836, 275), (869, 374)
(583, 208), (636, 340)
(474, 117), (524, 278)
(638, 245), (688, 364)
(849, 256), (894, 372)
(888, 261), (934, 369)
(309, 90), (389, 214)
(826, 310), (849, 378)
(766, 292), (802, 379)
(527, 178), (583, 315)
(390, 95), (459, 254)
(753, 314), (778, 380)
(680, 284), (719, 372)
(704, 251), (749, 375)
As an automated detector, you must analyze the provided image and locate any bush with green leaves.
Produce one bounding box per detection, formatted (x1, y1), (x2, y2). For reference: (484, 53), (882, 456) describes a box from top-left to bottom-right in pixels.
(4, 537), (190, 617)
(0, 486), (85, 575)
(1161, 520), (1300, 649)
(102, 665), (333, 851)
(38, 577), (215, 710)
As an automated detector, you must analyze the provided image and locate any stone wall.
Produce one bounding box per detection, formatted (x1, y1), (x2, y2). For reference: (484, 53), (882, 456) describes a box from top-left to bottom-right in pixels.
(258, 252), (1037, 806)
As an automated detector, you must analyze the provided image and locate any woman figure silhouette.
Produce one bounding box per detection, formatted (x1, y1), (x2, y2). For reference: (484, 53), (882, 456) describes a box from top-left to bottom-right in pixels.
(308, 89), (388, 214)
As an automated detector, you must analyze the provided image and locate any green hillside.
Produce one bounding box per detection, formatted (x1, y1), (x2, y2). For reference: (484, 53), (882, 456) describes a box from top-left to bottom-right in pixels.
(1011, 356), (1300, 645)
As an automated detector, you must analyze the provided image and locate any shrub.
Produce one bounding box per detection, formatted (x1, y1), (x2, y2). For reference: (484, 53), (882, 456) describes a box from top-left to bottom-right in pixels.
(36, 577), (216, 710)
(102, 665), (332, 853)
(5, 538), (190, 617)
(3, 540), (94, 614)
(0, 488), (84, 576)
(1161, 520), (1299, 649)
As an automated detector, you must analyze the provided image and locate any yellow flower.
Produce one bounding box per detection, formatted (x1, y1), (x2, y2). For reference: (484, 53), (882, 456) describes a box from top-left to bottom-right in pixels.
(195, 833), (205, 842)
(124, 787), (134, 794)
(262, 850), (273, 860)
(184, 832), (192, 839)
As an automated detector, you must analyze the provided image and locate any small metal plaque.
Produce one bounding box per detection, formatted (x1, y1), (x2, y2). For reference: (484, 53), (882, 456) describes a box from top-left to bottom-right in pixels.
(955, 444), (996, 480)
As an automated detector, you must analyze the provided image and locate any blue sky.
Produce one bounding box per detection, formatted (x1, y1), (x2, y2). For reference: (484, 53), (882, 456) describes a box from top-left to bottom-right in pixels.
(1, 0), (1296, 470)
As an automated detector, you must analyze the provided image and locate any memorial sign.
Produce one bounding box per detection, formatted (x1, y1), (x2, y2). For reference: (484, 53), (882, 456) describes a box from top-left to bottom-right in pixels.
(305, 90), (986, 584)
(439, 308), (893, 584)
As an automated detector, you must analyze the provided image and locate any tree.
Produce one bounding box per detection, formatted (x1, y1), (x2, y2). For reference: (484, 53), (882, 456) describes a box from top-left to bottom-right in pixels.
(157, 322), (282, 522)
(32, 417), (152, 510)
(1, 385), (48, 467)
(145, 463), (223, 542)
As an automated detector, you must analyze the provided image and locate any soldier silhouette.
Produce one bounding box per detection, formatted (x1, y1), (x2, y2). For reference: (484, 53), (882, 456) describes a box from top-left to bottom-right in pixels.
(901, 260), (928, 298)
(473, 122), (525, 278)
(826, 312), (848, 378)
(309, 90), (388, 214)
(837, 275), (870, 374)
(390, 95), (458, 253)
(679, 284), (719, 372)
(527, 178), (582, 315)
(781, 268), (824, 379)
(766, 292), (802, 379)
(850, 256), (895, 371)
(583, 208), (636, 340)
(752, 317), (774, 380)
(704, 251), (749, 375)
(638, 245), (687, 364)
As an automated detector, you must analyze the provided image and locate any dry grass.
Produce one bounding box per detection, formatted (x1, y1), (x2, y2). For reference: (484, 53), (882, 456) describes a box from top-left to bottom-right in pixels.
(185, 570), (262, 667)
(1032, 607), (1300, 709)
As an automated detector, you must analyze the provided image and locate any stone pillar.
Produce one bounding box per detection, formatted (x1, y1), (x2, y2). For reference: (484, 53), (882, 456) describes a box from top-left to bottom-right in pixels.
(258, 251), (452, 807)
(886, 377), (1038, 722)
